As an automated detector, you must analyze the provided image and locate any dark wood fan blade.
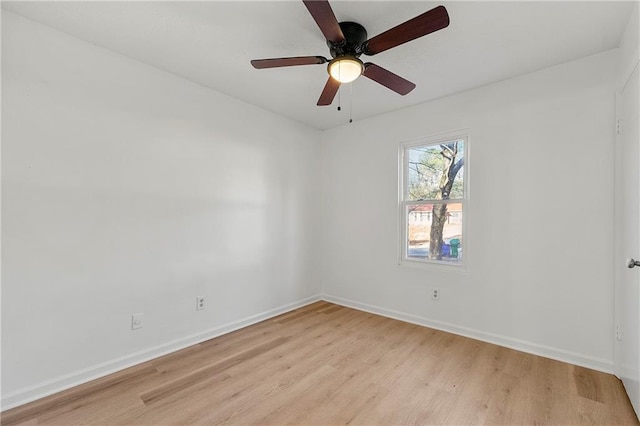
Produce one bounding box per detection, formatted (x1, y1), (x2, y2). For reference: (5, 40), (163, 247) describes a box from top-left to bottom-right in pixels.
(251, 56), (328, 69)
(363, 63), (416, 95)
(317, 77), (341, 106)
(302, 0), (345, 44)
(363, 5), (449, 56)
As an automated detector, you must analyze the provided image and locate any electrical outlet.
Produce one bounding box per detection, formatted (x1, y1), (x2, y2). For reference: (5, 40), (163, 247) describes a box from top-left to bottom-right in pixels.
(432, 289), (440, 300)
(616, 324), (622, 341)
(196, 296), (205, 311)
(131, 313), (143, 330)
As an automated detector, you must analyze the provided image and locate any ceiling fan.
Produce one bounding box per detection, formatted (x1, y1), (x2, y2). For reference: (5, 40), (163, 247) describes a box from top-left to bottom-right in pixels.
(250, 1), (450, 106)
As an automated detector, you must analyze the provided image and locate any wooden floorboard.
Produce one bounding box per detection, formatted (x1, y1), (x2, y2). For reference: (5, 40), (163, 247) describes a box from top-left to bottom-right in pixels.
(2, 302), (638, 425)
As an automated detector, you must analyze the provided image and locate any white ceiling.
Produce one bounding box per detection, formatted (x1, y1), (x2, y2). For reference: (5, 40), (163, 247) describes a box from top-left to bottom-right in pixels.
(2, 1), (635, 130)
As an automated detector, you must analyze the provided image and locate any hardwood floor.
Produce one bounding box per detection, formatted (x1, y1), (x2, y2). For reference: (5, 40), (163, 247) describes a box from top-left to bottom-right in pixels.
(2, 301), (638, 425)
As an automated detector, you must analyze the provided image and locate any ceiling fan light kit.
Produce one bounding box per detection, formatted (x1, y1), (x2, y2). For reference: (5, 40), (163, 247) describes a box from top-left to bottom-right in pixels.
(328, 56), (363, 83)
(250, 1), (450, 106)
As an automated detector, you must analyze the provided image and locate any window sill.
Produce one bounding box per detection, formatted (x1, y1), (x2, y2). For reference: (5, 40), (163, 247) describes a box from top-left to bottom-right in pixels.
(398, 257), (468, 273)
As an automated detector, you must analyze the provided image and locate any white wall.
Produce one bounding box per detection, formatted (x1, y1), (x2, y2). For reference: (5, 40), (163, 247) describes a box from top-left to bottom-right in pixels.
(1, 11), (321, 408)
(320, 48), (620, 372)
(618, 3), (639, 89)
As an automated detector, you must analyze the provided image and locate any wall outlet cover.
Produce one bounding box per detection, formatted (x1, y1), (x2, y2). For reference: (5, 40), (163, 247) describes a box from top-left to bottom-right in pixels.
(196, 296), (205, 311)
(432, 289), (440, 300)
(131, 313), (143, 330)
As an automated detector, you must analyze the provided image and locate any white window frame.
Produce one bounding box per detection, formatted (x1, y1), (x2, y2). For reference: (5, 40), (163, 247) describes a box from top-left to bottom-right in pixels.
(398, 130), (469, 269)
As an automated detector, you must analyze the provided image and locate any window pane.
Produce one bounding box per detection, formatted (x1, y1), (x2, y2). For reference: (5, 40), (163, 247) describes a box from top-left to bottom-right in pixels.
(406, 140), (464, 201)
(407, 203), (463, 263)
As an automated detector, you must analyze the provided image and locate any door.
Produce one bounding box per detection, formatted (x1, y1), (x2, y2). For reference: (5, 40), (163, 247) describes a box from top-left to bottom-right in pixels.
(615, 61), (640, 419)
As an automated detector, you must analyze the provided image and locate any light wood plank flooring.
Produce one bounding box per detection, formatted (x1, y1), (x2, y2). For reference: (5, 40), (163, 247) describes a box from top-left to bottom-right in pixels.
(2, 301), (638, 425)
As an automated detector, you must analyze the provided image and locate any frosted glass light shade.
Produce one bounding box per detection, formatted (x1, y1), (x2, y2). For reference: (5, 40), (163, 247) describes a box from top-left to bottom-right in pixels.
(328, 57), (363, 83)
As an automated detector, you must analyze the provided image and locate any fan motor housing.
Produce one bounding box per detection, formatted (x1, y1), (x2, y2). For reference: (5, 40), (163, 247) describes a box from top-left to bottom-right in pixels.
(328, 21), (368, 58)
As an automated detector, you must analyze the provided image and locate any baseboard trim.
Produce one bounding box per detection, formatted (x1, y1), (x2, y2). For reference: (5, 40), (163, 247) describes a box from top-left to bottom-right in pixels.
(321, 294), (614, 374)
(1, 294), (322, 411)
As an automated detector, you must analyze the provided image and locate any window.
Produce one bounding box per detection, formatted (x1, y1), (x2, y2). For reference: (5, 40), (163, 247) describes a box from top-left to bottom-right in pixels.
(400, 133), (467, 266)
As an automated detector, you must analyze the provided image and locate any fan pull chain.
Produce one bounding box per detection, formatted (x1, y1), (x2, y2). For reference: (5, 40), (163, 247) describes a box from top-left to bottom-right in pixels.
(337, 62), (342, 111)
(349, 82), (353, 123)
